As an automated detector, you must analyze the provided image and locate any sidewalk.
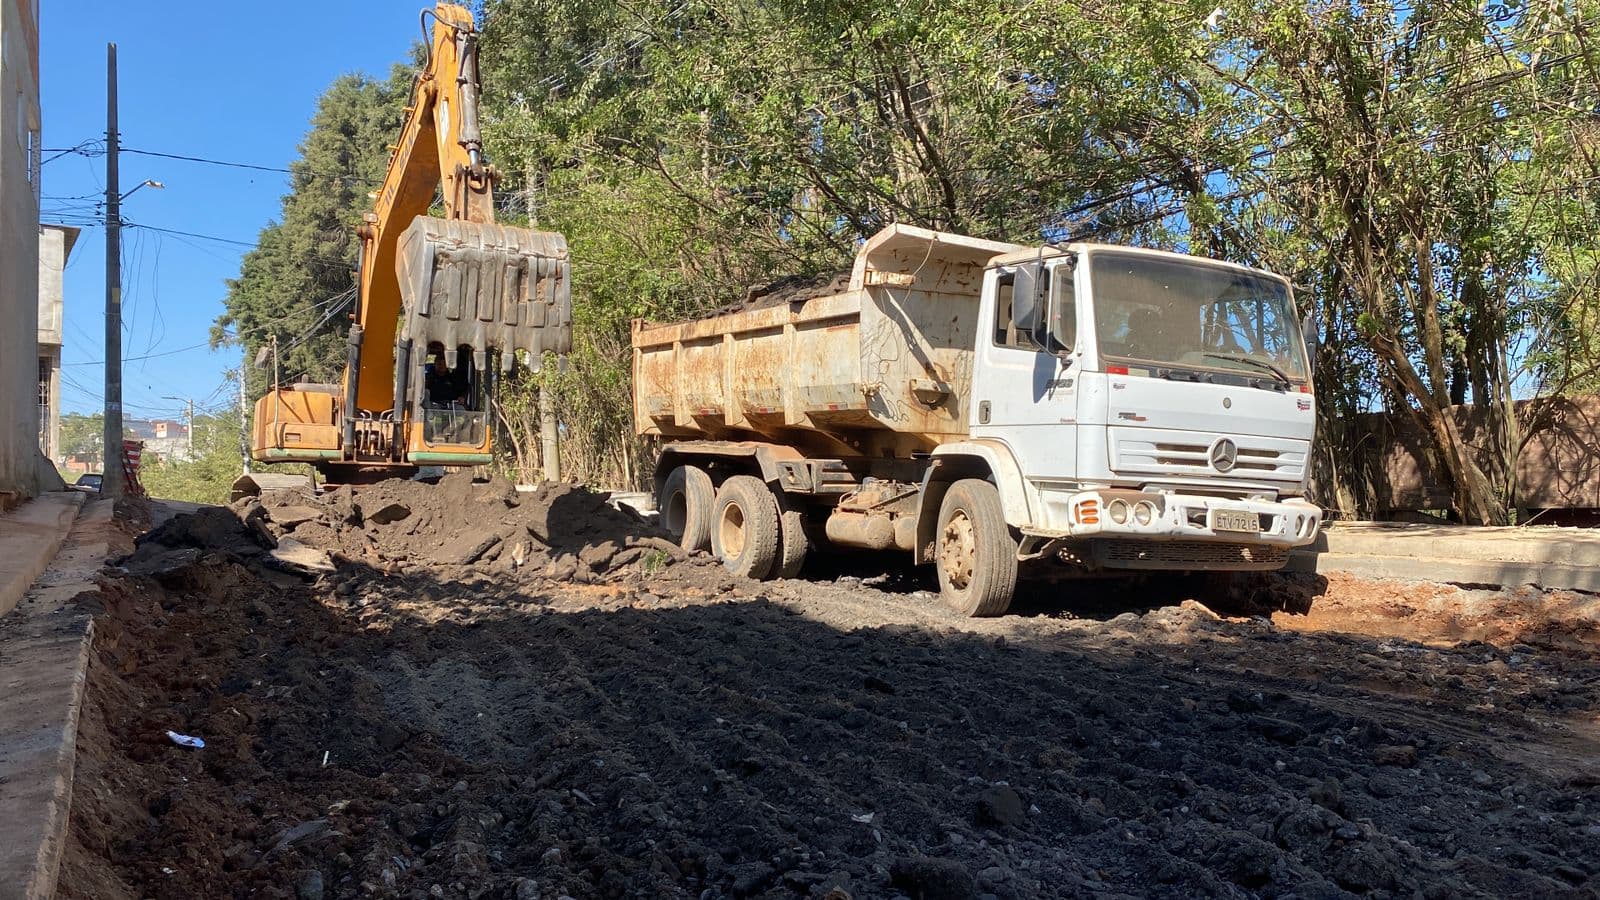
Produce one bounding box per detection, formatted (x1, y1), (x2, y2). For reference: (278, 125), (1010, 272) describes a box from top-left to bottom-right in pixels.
(0, 495), (116, 900)
(1290, 521), (1600, 592)
(0, 492), (84, 617)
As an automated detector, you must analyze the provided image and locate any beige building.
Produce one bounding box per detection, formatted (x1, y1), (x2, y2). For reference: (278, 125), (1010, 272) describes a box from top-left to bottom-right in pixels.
(0, 0), (57, 504)
(37, 224), (76, 462)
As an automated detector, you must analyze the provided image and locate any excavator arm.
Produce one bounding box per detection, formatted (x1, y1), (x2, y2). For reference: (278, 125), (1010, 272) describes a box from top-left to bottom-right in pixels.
(248, 3), (570, 481)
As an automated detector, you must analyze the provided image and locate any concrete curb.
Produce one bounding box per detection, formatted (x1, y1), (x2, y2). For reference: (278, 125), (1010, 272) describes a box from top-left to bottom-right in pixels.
(1288, 549), (1600, 593)
(1291, 522), (1600, 592)
(0, 498), (112, 900)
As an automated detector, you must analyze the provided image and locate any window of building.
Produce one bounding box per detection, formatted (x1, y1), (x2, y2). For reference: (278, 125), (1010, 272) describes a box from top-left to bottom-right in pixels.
(38, 357), (52, 455)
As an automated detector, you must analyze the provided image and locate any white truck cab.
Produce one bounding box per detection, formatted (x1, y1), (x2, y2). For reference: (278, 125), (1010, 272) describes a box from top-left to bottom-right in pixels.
(961, 244), (1320, 571)
(634, 226), (1321, 616)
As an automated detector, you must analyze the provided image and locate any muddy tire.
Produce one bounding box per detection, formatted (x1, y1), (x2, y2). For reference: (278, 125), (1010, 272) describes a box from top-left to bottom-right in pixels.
(659, 465), (714, 552)
(775, 504), (809, 579)
(711, 475), (781, 579)
(934, 479), (1018, 617)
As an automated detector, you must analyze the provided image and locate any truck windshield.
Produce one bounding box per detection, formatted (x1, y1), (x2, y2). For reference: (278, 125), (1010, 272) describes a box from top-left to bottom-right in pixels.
(1090, 251), (1307, 381)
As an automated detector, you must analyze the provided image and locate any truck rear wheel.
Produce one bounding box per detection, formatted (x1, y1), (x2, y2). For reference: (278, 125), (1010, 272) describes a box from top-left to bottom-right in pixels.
(659, 465), (714, 552)
(935, 479), (1018, 617)
(712, 475), (781, 579)
(775, 505), (809, 578)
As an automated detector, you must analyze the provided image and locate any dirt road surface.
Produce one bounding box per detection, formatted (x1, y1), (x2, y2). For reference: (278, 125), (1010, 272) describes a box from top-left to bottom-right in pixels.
(56, 478), (1600, 899)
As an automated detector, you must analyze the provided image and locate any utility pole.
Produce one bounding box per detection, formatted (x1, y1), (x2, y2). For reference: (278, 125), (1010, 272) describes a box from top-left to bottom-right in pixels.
(238, 366), (250, 474)
(101, 43), (124, 499)
(524, 165), (560, 482)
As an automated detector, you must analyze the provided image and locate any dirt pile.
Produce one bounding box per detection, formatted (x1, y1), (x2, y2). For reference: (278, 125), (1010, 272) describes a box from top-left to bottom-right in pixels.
(60, 513), (1600, 899)
(703, 271), (853, 318)
(223, 472), (703, 584)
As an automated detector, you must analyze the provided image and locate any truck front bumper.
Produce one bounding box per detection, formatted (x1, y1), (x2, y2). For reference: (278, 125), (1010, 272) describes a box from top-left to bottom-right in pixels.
(1026, 489), (1321, 571)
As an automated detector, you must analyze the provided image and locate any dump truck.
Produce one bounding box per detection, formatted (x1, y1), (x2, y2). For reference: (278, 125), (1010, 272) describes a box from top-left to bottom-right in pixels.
(634, 225), (1322, 616)
(246, 4), (570, 484)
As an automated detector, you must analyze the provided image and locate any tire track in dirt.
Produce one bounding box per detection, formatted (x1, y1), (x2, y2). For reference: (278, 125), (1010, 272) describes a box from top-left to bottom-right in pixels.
(55, 496), (1600, 899)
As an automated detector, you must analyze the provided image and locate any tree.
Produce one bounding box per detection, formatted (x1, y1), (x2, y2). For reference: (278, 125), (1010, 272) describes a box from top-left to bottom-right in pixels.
(214, 67), (413, 399)
(58, 412), (106, 462)
(139, 401), (249, 505)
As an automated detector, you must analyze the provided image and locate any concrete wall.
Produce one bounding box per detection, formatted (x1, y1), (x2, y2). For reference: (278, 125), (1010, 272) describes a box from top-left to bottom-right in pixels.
(1362, 396), (1600, 512)
(0, 0), (44, 501)
(36, 225), (75, 462)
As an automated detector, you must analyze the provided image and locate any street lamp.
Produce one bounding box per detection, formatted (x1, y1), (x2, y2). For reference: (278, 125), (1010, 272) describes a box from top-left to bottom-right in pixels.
(161, 395), (194, 457)
(119, 178), (163, 202)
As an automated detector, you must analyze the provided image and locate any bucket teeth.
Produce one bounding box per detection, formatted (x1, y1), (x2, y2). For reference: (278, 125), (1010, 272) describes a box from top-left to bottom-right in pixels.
(396, 216), (572, 370)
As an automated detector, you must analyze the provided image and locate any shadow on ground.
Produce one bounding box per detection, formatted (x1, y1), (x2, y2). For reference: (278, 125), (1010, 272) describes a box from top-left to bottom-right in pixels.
(56, 524), (1600, 900)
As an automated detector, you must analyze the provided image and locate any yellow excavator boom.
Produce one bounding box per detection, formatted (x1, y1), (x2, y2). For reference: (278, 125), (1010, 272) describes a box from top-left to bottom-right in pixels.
(247, 3), (570, 482)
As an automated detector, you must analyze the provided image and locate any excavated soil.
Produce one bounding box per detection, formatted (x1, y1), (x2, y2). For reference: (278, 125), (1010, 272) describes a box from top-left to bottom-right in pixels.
(57, 483), (1600, 899)
(706, 271), (854, 317)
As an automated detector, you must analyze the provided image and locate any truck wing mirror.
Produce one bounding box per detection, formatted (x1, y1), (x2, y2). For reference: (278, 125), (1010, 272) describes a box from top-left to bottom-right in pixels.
(1010, 261), (1045, 343)
(1300, 311), (1319, 369)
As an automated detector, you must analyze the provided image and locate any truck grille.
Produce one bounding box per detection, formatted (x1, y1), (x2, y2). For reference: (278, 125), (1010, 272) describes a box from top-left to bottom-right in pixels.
(1093, 539), (1289, 571)
(1110, 427), (1307, 482)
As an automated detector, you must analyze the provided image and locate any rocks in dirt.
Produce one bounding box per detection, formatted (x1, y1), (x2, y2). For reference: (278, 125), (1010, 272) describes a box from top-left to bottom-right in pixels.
(889, 856), (976, 900)
(268, 505), (323, 528)
(144, 506), (272, 554)
(727, 860), (776, 896)
(1309, 776), (1346, 815)
(1372, 744), (1419, 767)
(295, 869), (325, 900)
(366, 501), (411, 525)
(975, 785), (1027, 830)
(437, 532), (503, 566)
(1251, 716), (1310, 745)
(118, 547), (203, 578)
(263, 818), (331, 858)
(226, 473), (706, 584)
(269, 538), (335, 575)
(863, 675), (896, 694)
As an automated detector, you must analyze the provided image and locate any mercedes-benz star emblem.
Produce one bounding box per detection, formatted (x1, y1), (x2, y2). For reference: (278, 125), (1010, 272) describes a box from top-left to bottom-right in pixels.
(1210, 438), (1238, 473)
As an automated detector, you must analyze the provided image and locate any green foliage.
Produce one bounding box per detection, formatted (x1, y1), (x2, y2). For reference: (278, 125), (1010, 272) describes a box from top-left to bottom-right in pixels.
(139, 405), (247, 505)
(229, 0), (1600, 519)
(214, 68), (413, 397)
(58, 412), (107, 460)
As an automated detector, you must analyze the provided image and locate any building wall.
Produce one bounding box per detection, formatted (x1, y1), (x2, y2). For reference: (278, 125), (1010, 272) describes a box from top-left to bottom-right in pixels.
(0, 0), (44, 501)
(37, 224), (74, 461)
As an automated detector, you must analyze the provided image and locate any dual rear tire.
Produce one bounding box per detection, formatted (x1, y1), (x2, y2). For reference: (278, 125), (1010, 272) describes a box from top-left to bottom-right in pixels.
(658, 467), (1016, 617)
(658, 467), (807, 579)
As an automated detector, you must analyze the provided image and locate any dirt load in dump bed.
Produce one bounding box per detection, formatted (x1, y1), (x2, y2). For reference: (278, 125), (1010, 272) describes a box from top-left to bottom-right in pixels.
(55, 480), (1600, 900)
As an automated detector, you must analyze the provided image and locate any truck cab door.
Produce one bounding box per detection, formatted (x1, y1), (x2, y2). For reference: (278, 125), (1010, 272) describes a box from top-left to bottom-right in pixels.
(970, 261), (1080, 482)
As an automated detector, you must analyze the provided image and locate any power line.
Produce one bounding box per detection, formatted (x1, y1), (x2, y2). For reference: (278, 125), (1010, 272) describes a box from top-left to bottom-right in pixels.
(64, 285), (359, 368)
(121, 147), (297, 175)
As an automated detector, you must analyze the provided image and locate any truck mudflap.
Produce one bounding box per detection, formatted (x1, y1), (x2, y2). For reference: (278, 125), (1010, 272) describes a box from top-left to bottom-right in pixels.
(1028, 490), (1321, 571)
(396, 216), (573, 372)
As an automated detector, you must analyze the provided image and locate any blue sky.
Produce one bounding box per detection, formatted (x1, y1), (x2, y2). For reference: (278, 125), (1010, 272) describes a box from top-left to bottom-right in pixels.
(42, 2), (419, 419)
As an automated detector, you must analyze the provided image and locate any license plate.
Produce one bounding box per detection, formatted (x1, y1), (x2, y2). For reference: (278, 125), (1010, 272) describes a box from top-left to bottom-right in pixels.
(1211, 510), (1261, 533)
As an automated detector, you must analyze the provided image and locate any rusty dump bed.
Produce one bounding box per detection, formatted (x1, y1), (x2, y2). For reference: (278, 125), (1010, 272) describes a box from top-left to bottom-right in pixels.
(632, 225), (1020, 452)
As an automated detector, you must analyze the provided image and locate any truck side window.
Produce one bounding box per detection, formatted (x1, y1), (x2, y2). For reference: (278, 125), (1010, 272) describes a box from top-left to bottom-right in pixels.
(993, 271), (1045, 351)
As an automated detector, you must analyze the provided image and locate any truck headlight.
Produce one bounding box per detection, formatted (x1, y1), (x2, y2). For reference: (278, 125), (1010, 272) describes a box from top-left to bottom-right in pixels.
(1133, 501), (1156, 526)
(1108, 499), (1130, 525)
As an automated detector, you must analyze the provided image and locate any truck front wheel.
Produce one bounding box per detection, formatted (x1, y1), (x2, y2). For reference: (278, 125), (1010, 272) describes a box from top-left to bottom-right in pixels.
(934, 479), (1018, 617)
(711, 475), (781, 579)
(659, 464), (715, 552)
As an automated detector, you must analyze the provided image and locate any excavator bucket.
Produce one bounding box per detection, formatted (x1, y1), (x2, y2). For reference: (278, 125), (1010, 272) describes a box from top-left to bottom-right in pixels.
(395, 216), (573, 371)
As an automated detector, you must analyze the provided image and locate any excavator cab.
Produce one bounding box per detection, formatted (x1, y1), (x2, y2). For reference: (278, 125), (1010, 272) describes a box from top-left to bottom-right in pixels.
(245, 4), (571, 484)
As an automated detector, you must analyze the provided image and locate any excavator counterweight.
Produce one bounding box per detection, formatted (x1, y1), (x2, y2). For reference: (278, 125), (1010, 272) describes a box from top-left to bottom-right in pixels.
(243, 3), (569, 485)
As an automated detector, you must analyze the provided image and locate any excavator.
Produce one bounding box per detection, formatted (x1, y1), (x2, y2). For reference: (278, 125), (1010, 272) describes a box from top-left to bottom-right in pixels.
(243, 3), (570, 485)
